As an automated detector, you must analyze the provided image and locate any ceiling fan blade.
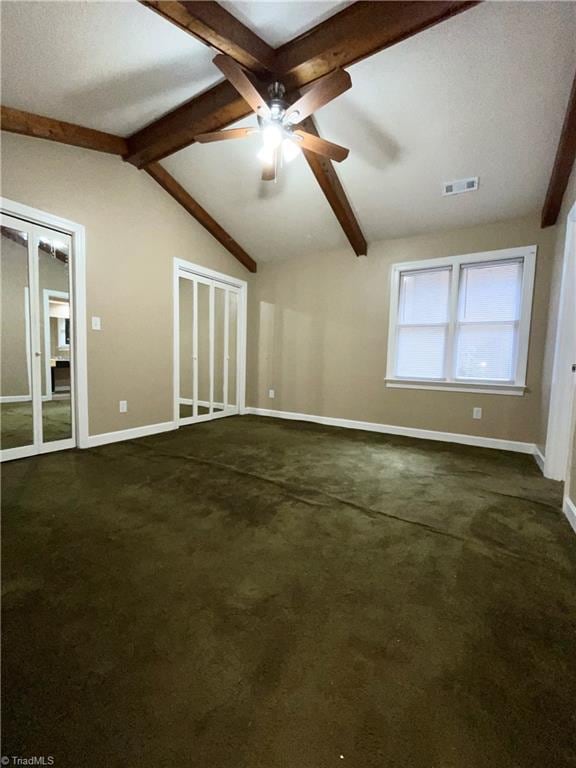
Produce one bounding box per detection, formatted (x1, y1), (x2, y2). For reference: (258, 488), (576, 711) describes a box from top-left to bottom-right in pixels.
(195, 127), (257, 143)
(261, 147), (278, 181)
(213, 54), (271, 119)
(293, 130), (349, 163)
(284, 69), (351, 125)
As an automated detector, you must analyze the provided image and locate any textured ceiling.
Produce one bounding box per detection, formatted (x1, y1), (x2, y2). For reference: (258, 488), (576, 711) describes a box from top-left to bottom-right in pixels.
(223, 1), (353, 47)
(2, 1), (575, 262)
(163, 2), (576, 260)
(0, 1), (221, 135)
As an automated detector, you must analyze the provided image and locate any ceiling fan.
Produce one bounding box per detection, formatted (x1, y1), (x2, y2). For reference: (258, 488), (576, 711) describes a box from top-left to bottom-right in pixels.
(194, 54), (352, 181)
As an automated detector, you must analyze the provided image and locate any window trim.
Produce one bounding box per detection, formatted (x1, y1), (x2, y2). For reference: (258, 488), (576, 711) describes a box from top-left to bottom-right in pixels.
(385, 246), (537, 395)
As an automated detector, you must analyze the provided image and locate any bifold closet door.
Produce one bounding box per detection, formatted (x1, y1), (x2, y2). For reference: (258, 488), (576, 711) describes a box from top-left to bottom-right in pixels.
(1, 219), (34, 453)
(1, 214), (75, 461)
(177, 272), (240, 424)
(37, 231), (74, 445)
(178, 275), (195, 419)
(196, 279), (211, 416)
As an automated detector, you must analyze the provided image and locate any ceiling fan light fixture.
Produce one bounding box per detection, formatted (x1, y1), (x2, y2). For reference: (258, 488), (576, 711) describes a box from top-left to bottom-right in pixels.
(285, 110), (301, 125)
(257, 144), (275, 165)
(262, 123), (283, 149)
(282, 138), (301, 163)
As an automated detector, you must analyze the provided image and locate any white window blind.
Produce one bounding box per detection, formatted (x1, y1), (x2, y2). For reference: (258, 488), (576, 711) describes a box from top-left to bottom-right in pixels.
(455, 260), (522, 381)
(395, 268), (450, 379)
(388, 247), (535, 392)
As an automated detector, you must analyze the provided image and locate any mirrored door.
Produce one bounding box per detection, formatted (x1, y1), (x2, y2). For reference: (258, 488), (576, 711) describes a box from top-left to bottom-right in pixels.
(177, 269), (242, 426)
(1, 219), (34, 453)
(1, 214), (75, 461)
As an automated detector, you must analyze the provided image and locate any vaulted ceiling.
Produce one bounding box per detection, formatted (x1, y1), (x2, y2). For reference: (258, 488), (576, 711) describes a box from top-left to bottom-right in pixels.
(1, 1), (575, 269)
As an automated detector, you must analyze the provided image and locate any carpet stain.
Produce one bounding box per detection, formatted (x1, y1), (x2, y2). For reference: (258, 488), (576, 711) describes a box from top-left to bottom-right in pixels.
(2, 415), (575, 768)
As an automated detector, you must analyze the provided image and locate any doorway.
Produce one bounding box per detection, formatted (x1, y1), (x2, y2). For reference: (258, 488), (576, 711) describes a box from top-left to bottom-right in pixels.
(174, 259), (246, 426)
(544, 204), (576, 483)
(1, 203), (86, 461)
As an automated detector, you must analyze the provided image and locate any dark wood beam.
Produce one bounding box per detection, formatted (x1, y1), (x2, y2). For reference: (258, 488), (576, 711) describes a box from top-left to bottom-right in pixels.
(1, 106), (127, 155)
(146, 162), (257, 272)
(0, 107), (255, 269)
(139, 1), (275, 73)
(126, 1), (479, 167)
(275, 1), (481, 87)
(541, 70), (576, 228)
(125, 81), (253, 168)
(300, 117), (367, 257)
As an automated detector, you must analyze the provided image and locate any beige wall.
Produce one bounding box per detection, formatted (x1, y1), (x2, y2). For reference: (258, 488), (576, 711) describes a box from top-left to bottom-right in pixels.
(247, 215), (556, 443)
(1, 132), (251, 435)
(1, 131), (567, 451)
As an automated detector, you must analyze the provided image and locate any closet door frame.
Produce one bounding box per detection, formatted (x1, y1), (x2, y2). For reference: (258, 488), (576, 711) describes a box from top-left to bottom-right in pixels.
(173, 258), (247, 427)
(1, 197), (88, 460)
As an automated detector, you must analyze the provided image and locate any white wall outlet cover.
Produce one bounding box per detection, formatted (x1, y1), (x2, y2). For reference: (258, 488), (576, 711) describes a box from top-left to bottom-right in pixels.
(91, 316), (101, 331)
(268, 389), (275, 399)
(119, 400), (128, 413)
(473, 407), (482, 420)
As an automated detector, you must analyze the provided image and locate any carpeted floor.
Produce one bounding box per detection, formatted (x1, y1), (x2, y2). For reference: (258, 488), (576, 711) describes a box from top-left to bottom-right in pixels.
(1, 398), (72, 448)
(2, 416), (576, 768)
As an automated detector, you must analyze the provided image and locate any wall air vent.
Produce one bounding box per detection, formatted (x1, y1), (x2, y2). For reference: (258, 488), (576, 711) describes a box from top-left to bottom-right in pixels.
(442, 177), (479, 196)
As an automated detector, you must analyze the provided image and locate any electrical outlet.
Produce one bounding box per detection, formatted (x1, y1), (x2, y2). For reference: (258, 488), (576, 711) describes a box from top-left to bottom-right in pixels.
(473, 407), (482, 420)
(268, 388), (275, 399)
(91, 316), (101, 331)
(119, 400), (128, 413)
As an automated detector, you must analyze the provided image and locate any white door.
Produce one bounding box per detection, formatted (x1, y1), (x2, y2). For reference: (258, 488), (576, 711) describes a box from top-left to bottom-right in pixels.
(176, 268), (242, 426)
(545, 208), (576, 480)
(1, 213), (76, 461)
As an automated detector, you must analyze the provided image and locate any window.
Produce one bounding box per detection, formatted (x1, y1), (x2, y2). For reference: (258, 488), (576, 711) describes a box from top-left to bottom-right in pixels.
(386, 246), (536, 394)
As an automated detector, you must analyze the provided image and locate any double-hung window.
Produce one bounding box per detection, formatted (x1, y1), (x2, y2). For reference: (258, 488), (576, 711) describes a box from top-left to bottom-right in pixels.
(386, 246), (536, 394)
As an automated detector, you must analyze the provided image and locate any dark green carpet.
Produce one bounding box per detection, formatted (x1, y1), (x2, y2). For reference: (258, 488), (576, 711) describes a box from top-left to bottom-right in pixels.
(2, 416), (576, 768)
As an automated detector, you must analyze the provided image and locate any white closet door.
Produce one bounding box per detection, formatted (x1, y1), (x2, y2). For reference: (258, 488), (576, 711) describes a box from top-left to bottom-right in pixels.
(1, 213), (75, 461)
(176, 270), (242, 426)
(178, 273), (195, 420)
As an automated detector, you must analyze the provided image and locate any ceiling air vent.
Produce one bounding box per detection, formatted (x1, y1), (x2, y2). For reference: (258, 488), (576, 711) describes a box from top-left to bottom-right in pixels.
(442, 177), (479, 196)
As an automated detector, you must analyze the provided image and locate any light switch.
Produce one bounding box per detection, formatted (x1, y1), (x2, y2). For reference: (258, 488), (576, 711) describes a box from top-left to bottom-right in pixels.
(473, 407), (482, 420)
(91, 316), (101, 331)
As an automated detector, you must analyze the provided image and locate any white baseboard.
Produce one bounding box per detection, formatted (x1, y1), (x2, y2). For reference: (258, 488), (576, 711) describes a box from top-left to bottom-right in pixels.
(564, 496), (576, 537)
(534, 446), (546, 473)
(244, 407), (538, 455)
(85, 421), (176, 448)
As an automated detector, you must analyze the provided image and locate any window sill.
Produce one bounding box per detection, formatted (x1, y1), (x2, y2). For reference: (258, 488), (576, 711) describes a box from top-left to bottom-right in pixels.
(385, 379), (527, 396)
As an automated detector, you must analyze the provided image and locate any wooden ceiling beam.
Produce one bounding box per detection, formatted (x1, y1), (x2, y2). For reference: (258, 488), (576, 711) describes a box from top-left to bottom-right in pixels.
(299, 117), (367, 257)
(125, 81), (254, 168)
(1, 107), (255, 271)
(275, 1), (481, 87)
(541, 70), (576, 228)
(1, 106), (127, 155)
(146, 162), (257, 272)
(126, 1), (479, 167)
(138, 1), (275, 73)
